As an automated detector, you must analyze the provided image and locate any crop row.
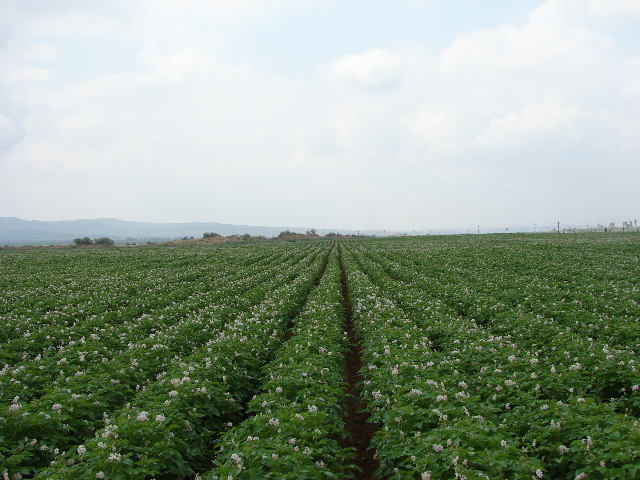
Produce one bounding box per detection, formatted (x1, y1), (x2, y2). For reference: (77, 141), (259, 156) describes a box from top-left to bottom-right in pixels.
(1, 243), (332, 479)
(1, 245), (318, 406)
(205, 250), (353, 479)
(341, 239), (640, 480)
(1, 234), (638, 480)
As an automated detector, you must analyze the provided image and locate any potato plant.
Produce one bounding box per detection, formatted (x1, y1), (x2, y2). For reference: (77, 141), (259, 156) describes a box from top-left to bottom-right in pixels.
(1, 233), (638, 480)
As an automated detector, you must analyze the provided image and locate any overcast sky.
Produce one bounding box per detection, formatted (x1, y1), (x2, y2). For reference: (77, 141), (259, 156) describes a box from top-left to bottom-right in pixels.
(0, 0), (638, 231)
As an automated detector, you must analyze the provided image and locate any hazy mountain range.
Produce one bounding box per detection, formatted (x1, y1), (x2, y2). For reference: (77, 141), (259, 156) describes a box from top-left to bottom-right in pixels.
(0, 216), (579, 245)
(0, 217), (315, 244)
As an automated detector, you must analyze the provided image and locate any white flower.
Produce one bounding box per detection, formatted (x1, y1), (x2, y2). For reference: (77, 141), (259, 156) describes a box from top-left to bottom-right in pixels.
(501, 440), (508, 448)
(52, 403), (62, 412)
(421, 472), (431, 480)
(536, 470), (543, 479)
(269, 418), (279, 427)
(540, 404), (548, 411)
(308, 405), (318, 413)
(136, 411), (149, 422)
(168, 390), (178, 398)
(155, 414), (165, 422)
(558, 445), (569, 454)
(231, 453), (242, 463)
(275, 387), (282, 393)
(77, 445), (86, 455)
(96, 472), (105, 479)
(433, 444), (444, 453)
(574, 473), (587, 480)
(108, 452), (121, 462)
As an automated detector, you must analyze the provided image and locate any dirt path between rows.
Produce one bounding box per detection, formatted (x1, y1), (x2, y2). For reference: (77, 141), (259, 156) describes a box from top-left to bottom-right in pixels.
(338, 243), (380, 480)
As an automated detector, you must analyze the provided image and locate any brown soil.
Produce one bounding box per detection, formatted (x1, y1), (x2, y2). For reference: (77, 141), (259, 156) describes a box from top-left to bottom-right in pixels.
(338, 243), (380, 480)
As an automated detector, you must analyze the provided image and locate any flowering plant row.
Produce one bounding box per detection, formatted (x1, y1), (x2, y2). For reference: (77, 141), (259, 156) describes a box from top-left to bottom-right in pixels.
(341, 238), (640, 480)
(0, 243), (330, 479)
(204, 250), (355, 479)
(1, 246), (313, 402)
(31, 243), (331, 479)
(352, 240), (640, 413)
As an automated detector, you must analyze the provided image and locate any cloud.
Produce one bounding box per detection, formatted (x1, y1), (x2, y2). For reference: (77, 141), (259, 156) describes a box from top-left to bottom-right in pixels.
(440, 5), (613, 79)
(327, 48), (403, 88)
(0, 113), (20, 151)
(0, 0), (638, 229)
(473, 102), (590, 149)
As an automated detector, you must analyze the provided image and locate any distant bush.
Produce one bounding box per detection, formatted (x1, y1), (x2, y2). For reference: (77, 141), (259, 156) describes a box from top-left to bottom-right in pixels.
(94, 237), (114, 246)
(203, 232), (221, 238)
(73, 237), (93, 245)
(241, 233), (251, 241)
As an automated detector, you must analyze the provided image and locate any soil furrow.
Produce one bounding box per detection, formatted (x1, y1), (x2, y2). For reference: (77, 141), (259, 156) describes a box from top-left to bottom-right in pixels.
(338, 242), (379, 480)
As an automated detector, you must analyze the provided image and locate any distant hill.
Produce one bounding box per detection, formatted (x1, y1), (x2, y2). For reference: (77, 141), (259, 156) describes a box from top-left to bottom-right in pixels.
(1, 216), (573, 245)
(0, 217), (311, 245)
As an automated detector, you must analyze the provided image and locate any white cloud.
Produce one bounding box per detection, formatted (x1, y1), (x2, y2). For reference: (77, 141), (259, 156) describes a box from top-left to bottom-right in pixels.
(0, 0), (638, 229)
(440, 5), (613, 79)
(473, 102), (590, 149)
(328, 48), (403, 88)
(0, 114), (19, 150)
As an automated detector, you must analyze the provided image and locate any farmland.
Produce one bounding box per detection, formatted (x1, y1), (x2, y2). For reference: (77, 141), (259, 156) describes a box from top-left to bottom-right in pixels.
(1, 233), (639, 480)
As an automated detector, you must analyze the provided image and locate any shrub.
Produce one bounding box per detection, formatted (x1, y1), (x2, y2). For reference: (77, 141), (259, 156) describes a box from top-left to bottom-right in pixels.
(94, 237), (114, 246)
(73, 237), (93, 245)
(203, 232), (221, 238)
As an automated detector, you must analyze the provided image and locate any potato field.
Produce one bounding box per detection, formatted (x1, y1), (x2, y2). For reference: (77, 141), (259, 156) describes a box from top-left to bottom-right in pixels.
(1, 234), (639, 480)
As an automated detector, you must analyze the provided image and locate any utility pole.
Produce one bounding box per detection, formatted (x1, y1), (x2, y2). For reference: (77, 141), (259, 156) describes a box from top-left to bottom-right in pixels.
(557, 221), (560, 233)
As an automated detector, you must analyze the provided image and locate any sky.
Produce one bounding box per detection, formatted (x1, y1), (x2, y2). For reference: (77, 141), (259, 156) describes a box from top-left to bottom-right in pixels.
(0, 0), (638, 231)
